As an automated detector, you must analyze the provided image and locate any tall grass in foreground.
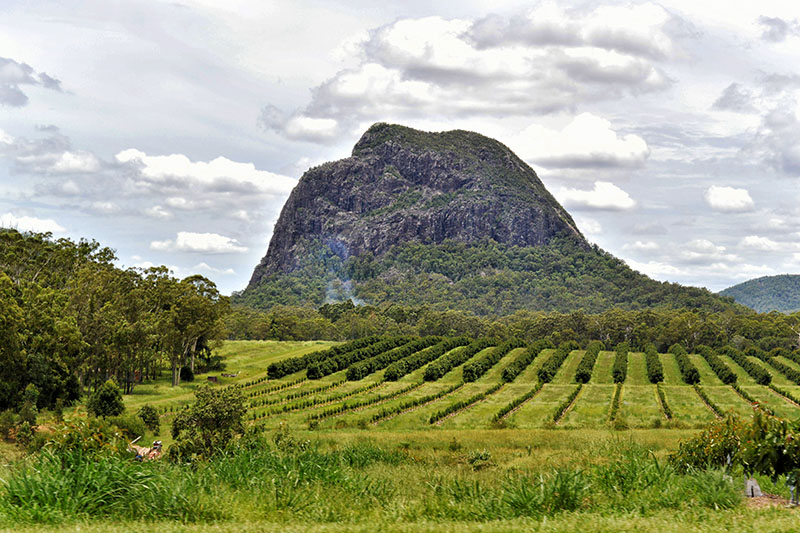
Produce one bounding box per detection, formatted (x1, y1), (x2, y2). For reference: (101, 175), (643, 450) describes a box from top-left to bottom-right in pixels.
(0, 435), (744, 526)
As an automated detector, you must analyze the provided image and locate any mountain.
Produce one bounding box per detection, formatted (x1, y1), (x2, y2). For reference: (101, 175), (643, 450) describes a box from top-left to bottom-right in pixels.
(237, 123), (736, 315)
(720, 275), (800, 313)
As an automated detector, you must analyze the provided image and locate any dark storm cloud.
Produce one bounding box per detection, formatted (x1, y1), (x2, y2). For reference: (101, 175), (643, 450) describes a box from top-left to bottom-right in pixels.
(0, 56), (62, 107)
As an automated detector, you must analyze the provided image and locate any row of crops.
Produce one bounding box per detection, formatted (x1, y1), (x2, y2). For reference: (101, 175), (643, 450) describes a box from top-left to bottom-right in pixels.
(231, 336), (800, 429)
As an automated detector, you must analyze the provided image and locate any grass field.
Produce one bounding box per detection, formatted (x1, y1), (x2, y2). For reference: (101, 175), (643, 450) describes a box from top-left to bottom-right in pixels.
(116, 340), (800, 444)
(22, 339), (796, 531)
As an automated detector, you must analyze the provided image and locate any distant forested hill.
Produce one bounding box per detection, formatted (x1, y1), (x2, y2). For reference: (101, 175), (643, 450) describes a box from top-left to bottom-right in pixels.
(720, 274), (800, 313)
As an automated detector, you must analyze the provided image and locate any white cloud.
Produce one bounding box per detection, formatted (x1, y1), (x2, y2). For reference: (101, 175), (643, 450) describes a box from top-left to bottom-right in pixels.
(144, 205), (172, 219)
(50, 151), (101, 173)
(512, 113), (649, 169)
(626, 259), (684, 277)
(193, 262), (236, 276)
(115, 149), (296, 195)
(556, 181), (635, 210)
(679, 239), (738, 264)
(90, 201), (120, 214)
(623, 240), (660, 251)
(0, 212), (65, 233)
(575, 217), (602, 235)
(150, 231), (248, 254)
(269, 5), (677, 140)
(740, 235), (783, 251)
(704, 185), (754, 212)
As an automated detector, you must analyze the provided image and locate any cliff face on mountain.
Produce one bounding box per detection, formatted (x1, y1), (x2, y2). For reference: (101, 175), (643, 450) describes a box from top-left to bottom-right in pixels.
(249, 123), (585, 285)
(239, 123), (736, 315)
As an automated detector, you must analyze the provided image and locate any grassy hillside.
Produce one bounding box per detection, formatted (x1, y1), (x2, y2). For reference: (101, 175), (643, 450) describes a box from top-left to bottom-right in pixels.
(721, 274), (800, 313)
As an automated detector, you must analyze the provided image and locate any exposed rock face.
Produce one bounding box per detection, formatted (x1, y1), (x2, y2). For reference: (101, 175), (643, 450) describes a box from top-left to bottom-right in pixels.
(248, 123), (586, 288)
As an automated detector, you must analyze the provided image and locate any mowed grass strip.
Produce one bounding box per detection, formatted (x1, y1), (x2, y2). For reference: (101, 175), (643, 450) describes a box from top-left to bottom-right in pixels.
(437, 384), (520, 429)
(688, 353), (724, 385)
(551, 350), (584, 384)
(376, 383), (487, 430)
(748, 357), (794, 387)
(626, 352), (649, 385)
(560, 384), (615, 428)
(315, 382), (448, 429)
(508, 384), (576, 428)
(662, 386), (715, 426)
(702, 386), (753, 418)
(718, 354), (758, 385)
(476, 347), (526, 383)
(513, 349), (553, 384)
(591, 351), (615, 384)
(660, 353), (682, 385)
(741, 385), (800, 419)
(618, 385), (662, 428)
(775, 356), (800, 379)
(442, 347), (495, 383)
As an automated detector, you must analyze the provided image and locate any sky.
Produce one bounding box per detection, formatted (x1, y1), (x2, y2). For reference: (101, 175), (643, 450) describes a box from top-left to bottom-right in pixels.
(2, 0), (800, 295)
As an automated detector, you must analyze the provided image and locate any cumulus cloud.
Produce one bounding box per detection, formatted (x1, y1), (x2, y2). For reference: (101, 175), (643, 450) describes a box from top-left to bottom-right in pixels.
(266, 4), (682, 141)
(115, 149), (296, 195)
(0, 212), (65, 233)
(740, 235), (783, 251)
(0, 56), (62, 107)
(468, 3), (682, 59)
(680, 239), (738, 264)
(704, 185), (755, 212)
(151, 232), (248, 254)
(623, 240), (660, 251)
(511, 113), (649, 169)
(556, 181), (635, 210)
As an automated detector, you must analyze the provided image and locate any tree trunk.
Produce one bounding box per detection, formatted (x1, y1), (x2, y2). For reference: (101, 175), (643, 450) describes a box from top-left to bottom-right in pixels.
(171, 357), (180, 387)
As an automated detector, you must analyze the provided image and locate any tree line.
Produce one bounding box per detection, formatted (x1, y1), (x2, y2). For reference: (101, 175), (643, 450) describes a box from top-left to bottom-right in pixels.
(0, 229), (228, 411)
(226, 300), (800, 354)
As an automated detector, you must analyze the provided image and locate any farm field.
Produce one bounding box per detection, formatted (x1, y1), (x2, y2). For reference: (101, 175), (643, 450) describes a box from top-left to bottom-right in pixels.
(24, 338), (800, 532)
(124, 339), (800, 445)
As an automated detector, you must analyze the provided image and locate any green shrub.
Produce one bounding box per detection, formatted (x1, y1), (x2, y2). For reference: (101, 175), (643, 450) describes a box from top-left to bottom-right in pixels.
(137, 404), (160, 434)
(107, 415), (147, 440)
(87, 379), (125, 418)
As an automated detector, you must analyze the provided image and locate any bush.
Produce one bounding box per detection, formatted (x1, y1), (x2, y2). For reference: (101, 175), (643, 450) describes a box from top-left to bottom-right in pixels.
(87, 379), (125, 418)
(180, 366), (195, 382)
(502, 339), (554, 383)
(170, 385), (247, 461)
(644, 343), (663, 383)
(43, 416), (128, 456)
(696, 345), (736, 384)
(462, 339), (525, 382)
(537, 341), (577, 383)
(720, 345), (771, 385)
(137, 404), (160, 434)
(612, 343), (629, 384)
(0, 410), (16, 439)
(575, 341), (603, 384)
(107, 415), (147, 440)
(425, 339), (493, 382)
(670, 344), (699, 385)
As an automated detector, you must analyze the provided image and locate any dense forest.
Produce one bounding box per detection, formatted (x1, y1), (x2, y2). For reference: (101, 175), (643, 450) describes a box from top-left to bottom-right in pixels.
(720, 274), (800, 313)
(0, 229), (228, 411)
(235, 238), (739, 315)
